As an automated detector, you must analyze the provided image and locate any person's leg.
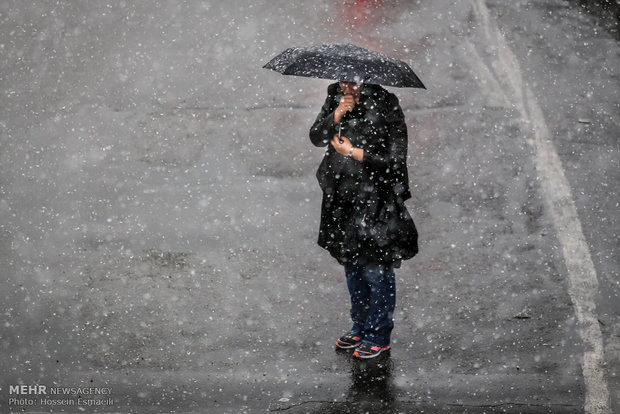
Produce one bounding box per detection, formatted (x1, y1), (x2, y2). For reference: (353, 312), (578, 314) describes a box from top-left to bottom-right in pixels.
(360, 263), (396, 347)
(344, 262), (371, 337)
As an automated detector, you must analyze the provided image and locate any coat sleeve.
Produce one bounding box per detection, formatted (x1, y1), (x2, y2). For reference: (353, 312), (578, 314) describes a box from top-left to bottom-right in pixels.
(309, 84), (339, 147)
(363, 93), (408, 174)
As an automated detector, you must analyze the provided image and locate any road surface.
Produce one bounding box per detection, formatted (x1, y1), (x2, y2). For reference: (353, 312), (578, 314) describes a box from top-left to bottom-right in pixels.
(1, 0), (618, 412)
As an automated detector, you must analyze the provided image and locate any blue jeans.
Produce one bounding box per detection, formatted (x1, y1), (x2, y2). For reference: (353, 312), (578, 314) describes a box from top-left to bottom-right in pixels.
(344, 262), (396, 347)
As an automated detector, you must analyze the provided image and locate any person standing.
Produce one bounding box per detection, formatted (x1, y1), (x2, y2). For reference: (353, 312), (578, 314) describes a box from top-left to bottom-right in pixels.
(310, 80), (419, 359)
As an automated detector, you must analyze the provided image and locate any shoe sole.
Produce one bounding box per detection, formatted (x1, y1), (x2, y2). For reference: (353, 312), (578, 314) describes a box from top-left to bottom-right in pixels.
(335, 341), (362, 349)
(353, 346), (390, 359)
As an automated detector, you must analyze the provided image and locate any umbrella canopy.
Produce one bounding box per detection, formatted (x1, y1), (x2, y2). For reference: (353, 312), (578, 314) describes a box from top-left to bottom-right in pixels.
(263, 43), (425, 89)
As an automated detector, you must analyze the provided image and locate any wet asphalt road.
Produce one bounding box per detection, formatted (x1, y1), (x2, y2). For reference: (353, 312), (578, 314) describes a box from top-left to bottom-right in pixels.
(0, 1), (618, 413)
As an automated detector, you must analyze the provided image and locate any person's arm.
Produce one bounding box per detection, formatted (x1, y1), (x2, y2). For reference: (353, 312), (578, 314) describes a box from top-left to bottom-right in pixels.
(362, 93), (408, 172)
(330, 135), (364, 162)
(309, 85), (338, 147)
(310, 85), (358, 147)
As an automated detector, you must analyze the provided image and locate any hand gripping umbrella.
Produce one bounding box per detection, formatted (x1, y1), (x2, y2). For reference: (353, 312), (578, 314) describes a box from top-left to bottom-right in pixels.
(262, 43), (426, 89)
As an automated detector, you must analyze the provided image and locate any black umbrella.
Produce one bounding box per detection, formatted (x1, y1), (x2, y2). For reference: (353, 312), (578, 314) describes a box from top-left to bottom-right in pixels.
(263, 43), (425, 89)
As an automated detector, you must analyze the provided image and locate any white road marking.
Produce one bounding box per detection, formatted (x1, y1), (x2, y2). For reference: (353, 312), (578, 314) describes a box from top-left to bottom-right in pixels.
(470, 1), (611, 412)
(459, 40), (510, 108)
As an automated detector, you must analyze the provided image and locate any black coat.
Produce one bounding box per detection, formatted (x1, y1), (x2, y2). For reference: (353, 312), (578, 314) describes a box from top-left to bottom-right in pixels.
(309, 83), (418, 266)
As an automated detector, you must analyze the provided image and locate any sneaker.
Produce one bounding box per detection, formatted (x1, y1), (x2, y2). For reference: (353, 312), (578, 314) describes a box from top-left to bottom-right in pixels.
(352, 342), (391, 359)
(335, 332), (363, 349)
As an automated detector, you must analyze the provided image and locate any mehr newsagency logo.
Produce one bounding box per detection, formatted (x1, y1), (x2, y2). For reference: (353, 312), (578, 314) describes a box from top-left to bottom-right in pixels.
(8, 384), (114, 408)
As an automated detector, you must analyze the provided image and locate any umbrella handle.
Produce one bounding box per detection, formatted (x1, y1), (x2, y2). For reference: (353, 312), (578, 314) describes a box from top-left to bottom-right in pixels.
(338, 123), (344, 144)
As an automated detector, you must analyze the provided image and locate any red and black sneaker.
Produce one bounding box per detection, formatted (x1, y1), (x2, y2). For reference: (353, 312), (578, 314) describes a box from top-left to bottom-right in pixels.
(352, 342), (391, 359)
(335, 332), (363, 349)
